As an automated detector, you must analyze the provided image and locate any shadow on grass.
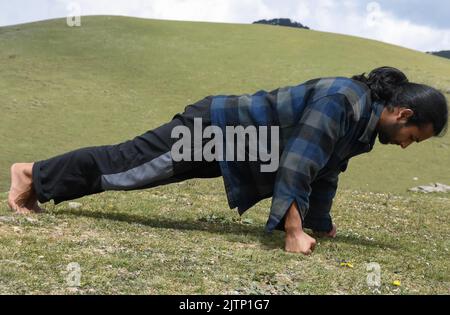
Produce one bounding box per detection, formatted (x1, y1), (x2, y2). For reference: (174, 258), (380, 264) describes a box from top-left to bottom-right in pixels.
(56, 207), (283, 248)
(55, 208), (399, 251)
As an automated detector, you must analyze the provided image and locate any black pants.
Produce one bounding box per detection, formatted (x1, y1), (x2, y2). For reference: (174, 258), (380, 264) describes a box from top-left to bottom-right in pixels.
(32, 96), (221, 205)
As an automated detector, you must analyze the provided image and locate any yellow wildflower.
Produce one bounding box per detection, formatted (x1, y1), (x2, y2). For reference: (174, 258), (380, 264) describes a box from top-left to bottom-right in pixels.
(340, 262), (354, 268)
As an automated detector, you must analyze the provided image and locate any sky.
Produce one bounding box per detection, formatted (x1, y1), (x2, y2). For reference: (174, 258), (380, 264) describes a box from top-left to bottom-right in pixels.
(1, 0), (449, 52)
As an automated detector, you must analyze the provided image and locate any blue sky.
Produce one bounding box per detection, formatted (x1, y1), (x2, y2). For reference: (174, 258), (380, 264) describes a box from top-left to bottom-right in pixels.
(1, 0), (449, 52)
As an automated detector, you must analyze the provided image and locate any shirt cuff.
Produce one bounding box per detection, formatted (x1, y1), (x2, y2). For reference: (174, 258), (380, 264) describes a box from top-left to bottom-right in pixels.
(265, 197), (308, 233)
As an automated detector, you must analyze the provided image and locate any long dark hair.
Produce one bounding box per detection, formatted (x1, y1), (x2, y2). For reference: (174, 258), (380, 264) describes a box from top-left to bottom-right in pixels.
(352, 66), (448, 136)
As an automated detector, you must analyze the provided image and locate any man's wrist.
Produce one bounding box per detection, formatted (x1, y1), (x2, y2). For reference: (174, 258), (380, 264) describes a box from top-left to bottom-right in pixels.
(284, 201), (303, 233)
(284, 221), (301, 233)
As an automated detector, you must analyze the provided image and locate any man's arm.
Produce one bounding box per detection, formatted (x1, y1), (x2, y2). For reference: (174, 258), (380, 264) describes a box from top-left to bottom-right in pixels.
(284, 200), (317, 254)
(303, 169), (342, 233)
(264, 94), (351, 253)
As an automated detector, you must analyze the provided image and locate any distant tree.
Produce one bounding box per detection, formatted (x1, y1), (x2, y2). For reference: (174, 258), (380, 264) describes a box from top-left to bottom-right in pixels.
(426, 50), (450, 60)
(252, 18), (310, 30)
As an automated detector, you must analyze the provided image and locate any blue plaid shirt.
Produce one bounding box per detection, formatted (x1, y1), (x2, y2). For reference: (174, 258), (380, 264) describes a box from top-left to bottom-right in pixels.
(209, 77), (384, 233)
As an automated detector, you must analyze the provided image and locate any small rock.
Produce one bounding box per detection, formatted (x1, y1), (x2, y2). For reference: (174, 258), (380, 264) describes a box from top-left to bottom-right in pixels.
(408, 183), (450, 193)
(68, 202), (82, 209)
(12, 226), (22, 233)
(67, 287), (79, 293)
(0, 216), (15, 222)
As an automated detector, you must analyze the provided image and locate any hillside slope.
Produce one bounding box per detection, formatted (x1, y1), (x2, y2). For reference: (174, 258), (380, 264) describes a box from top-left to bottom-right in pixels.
(0, 16), (449, 295)
(1, 16), (449, 193)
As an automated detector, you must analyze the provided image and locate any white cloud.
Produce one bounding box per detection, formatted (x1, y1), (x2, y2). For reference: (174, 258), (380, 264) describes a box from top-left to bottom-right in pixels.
(1, 0), (450, 52)
(289, 0), (450, 51)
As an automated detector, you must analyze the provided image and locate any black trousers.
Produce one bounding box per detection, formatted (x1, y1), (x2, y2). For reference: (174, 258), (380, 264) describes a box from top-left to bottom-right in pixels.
(32, 96), (222, 205)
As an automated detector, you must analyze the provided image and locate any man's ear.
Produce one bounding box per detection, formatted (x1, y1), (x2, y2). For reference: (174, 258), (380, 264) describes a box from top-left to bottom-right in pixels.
(397, 108), (414, 123)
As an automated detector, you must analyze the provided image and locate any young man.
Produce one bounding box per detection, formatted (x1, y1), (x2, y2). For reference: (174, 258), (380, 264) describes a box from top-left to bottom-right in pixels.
(8, 67), (448, 255)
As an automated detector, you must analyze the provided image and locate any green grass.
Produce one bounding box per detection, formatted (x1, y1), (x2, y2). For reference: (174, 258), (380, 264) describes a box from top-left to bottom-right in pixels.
(1, 183), (449, 294)
(0, 16), (449, 294)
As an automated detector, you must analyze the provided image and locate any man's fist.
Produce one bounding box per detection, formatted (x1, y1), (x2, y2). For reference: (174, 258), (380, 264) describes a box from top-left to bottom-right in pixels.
(285, 230), (317, 255)
(283, 200), (317, 255)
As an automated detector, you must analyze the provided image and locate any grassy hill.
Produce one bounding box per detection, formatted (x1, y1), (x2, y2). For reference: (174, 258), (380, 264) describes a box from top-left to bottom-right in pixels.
(0, 16), (449, 193)
(0, 16), (449, 294)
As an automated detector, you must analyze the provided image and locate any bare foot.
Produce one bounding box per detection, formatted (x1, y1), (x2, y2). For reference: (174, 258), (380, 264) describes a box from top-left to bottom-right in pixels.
(285, 230), (317, 255)
(7, 163), (43, 214)
(313, 223), (337, 239)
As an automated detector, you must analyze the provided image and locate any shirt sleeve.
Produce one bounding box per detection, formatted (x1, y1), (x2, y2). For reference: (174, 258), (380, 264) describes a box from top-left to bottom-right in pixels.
(302, 170), (340, 233)
(265, 94), (349, 233)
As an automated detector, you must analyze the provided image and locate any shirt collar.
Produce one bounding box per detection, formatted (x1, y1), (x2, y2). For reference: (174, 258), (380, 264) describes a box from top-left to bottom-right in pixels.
(358, 100), (385, 144)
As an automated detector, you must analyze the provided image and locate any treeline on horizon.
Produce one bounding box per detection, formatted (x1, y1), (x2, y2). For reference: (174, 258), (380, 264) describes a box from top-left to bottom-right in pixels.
(252, 18), (450, 59)
(427, 50), (450, 60)
(252, 18), (310, 30)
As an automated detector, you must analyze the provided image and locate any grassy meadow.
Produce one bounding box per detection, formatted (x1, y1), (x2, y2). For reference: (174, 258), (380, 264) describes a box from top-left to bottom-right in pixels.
(0, 16), (449, 294)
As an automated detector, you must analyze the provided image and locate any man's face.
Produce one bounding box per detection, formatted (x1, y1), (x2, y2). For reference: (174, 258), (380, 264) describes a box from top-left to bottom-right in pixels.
(377, 108), (435, 149)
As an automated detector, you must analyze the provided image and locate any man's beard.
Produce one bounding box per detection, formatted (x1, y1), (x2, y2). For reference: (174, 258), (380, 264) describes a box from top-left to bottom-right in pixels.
(377, 123), (403, 145)
(378, 131), (390, 144)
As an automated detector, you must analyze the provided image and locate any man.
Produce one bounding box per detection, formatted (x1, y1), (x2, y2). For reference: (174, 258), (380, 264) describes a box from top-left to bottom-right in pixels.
(8, 67), (448, 255)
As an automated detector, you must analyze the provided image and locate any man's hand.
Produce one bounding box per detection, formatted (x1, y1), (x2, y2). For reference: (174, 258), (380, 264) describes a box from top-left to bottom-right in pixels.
(285, 230), (317, 255)
(284, 201), (317, 255)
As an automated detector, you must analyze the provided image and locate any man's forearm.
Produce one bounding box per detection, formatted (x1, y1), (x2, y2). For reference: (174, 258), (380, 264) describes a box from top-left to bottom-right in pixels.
(284, 201), (303, 233)
(283, 200), (317, 255)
